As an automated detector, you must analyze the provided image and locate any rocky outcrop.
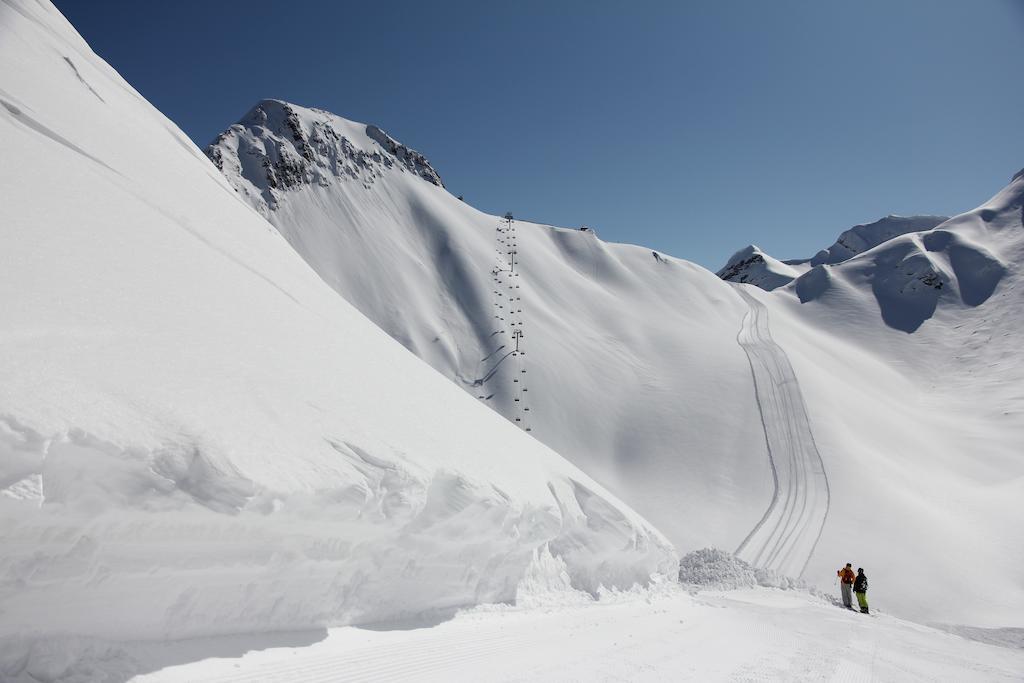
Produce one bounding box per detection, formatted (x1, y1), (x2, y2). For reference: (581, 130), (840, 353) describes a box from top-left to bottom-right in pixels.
(207, 99), (443, 213)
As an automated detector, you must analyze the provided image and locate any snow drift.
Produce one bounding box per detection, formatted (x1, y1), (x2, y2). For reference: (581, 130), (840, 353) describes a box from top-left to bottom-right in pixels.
(0, 0), (675, 676)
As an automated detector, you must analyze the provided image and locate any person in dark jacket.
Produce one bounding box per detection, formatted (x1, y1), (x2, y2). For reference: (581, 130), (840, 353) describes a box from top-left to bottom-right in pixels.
(854, 568), (869, 614)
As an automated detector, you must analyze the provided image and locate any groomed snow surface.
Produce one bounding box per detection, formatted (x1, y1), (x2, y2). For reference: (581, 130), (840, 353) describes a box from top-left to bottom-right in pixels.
(18, 551), (1024, 681)
(133, 583), (1024, 682)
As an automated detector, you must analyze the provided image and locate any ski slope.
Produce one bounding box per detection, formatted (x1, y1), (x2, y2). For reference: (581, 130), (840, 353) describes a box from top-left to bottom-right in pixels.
(732, 287), (829, 579)
(210, 96), (1024, 627)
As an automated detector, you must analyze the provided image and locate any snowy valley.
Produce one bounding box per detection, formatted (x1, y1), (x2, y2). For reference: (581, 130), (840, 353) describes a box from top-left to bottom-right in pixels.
(1, 1), (1022, 680)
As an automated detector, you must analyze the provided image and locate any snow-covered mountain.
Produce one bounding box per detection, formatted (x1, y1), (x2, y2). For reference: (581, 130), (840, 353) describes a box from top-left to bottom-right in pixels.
(718, 215), (949, 290)
(790, 208), (1011, 331)
(208, 99), (773, 561)
(209, 101), (1024, 628)
(0, 1), (675, 676)
(3, 3), (1022, 679)
(718, 204), (1013, 333)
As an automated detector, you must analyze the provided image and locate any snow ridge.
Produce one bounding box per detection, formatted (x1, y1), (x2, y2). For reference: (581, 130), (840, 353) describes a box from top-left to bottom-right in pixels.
(717, 215), (948, 292)
(793, 203), (1014, 332)
(809, 214), (948, 266)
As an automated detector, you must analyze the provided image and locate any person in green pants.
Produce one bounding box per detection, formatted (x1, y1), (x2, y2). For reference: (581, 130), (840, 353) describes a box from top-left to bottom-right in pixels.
(854, 568), (869, 614)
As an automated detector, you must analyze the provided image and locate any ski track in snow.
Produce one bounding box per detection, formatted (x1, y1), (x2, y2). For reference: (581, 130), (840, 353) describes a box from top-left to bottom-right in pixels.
(732, 286), (830, 578)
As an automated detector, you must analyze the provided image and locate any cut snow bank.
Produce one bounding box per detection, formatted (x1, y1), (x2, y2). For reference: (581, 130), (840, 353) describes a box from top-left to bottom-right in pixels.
(514, 544), (593, 609)
(0, 1), (675, 676)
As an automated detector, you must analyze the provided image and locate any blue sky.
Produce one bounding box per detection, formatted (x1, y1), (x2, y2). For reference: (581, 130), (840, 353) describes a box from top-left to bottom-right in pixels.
(56, 0), (1024, 269)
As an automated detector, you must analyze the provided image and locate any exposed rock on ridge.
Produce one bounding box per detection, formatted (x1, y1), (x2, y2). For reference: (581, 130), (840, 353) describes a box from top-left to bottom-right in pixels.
(207, 99), (443, 214)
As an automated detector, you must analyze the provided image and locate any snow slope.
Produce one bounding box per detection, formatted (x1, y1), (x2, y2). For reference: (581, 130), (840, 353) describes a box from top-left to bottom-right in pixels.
(209, 101), (1024, 628)
(715, 193), (1023, 626)
(731, 288), (829, 579)
(756, 174), (1024, 626)
(0, 1), (676, 677)
(208, 99), (774, 561)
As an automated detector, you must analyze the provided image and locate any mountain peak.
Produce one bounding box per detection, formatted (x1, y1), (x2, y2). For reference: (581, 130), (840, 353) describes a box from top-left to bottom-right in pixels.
(207, 100), (443, 213)
(717, 244), (802, 291)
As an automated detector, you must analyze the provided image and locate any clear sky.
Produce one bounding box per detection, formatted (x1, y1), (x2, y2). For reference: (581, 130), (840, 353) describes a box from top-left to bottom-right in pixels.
(55, 0), (1024, 269)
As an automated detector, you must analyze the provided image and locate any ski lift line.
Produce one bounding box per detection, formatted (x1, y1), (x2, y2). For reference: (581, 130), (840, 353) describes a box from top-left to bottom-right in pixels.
(484, 215), (533, 433)
(477, 350), (517, 385)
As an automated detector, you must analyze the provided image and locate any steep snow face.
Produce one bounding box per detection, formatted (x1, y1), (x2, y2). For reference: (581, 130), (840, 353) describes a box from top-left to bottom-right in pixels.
(208, 101), (776, 564)
(717, 245), (803, 290)
(209, 99), (443, 214)
(0, 0), (675, 674)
